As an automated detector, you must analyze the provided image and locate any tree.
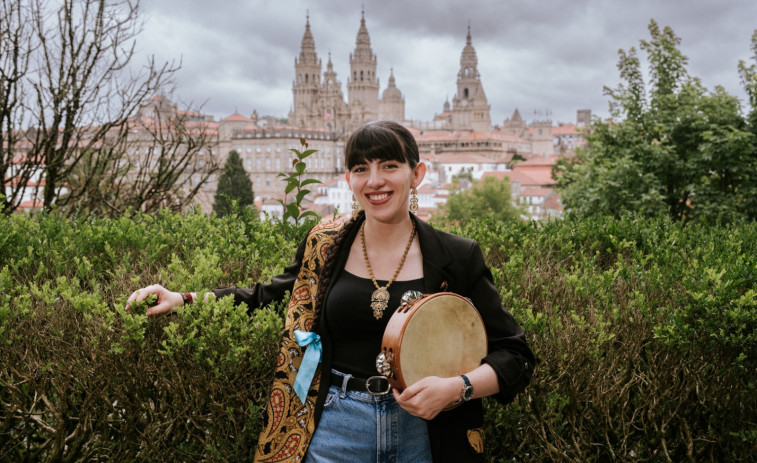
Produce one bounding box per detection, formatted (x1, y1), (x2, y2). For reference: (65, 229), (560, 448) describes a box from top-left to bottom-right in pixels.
(213, 150), (255, 217)
(0, 0), (216, 215)
(738, 30), (757, 217)
(60, 96), (219, 215)
(556, 20), (757, 223)
(436, 175), (521, 225)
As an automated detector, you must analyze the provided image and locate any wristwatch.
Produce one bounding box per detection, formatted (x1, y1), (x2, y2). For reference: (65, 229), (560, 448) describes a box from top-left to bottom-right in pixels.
(460, 375), (474, 402)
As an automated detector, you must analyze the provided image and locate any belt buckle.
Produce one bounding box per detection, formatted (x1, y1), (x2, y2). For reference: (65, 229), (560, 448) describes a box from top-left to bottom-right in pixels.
(365, 376), (391, 396)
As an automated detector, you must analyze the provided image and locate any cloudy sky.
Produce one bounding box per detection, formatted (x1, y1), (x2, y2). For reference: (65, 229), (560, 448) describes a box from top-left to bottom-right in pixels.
(135, 0), (757, 126)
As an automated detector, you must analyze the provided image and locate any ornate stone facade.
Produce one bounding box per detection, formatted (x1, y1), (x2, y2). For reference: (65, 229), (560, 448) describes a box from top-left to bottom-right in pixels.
(288, 13), (493, 138)
(288, 12), (404, 136)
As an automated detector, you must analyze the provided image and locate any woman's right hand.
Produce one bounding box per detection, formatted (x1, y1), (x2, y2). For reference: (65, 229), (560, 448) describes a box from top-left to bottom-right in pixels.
(125, 284), (183, 316)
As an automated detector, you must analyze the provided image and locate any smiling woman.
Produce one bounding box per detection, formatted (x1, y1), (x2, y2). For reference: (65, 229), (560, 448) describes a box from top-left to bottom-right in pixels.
(126, 120), (534, 462)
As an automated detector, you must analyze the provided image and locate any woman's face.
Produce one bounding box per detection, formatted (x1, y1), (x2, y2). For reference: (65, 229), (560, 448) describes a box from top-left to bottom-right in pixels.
(346, 158), (425, 225)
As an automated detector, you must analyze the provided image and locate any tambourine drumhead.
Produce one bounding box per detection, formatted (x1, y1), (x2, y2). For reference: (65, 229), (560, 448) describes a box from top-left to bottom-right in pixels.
(380, 292), (487, 390)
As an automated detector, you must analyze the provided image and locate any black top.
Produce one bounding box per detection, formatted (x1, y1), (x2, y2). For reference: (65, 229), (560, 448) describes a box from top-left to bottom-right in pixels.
(325, 271), (424, 378)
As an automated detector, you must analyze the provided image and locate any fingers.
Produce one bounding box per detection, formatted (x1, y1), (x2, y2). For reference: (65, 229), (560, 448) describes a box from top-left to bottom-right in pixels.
(125, 284), (177, 316)
(393, 376), (460, 420)
(126, 284), (158, 307)
(145, 300), (174, 317)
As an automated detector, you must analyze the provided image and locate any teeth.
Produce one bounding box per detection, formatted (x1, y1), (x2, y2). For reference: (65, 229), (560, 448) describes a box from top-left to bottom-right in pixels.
(368, 193), (389, 201)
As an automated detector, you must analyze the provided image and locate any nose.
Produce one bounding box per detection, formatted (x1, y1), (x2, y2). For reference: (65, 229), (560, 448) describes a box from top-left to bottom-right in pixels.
(367, 165), (385, 189)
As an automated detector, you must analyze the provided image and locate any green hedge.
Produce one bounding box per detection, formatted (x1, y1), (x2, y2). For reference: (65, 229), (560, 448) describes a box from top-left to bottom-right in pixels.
(1, 210), (755, 462)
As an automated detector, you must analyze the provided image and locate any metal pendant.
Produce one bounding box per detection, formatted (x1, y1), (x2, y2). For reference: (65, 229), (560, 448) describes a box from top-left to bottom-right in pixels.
(370, 286), (390, 319)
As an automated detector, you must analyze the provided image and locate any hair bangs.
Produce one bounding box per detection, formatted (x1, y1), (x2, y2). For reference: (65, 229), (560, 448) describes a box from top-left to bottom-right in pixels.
(345, 121), (418, 170)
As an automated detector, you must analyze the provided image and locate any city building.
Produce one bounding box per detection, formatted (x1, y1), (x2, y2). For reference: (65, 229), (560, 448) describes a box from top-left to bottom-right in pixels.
(201, 11), (589, 218)
(7, 10), (590, 220)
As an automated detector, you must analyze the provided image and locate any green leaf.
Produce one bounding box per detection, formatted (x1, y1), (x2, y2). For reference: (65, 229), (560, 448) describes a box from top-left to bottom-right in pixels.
(285, 203), (300, 219)
(295, 189), (310, 204)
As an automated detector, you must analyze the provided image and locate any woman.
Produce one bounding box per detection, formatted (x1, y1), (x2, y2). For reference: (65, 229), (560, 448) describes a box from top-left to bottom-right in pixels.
(127, 120), (534, 462)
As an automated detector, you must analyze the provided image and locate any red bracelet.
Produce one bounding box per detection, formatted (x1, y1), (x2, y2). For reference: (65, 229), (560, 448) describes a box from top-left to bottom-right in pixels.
(182, 292), (193, 305)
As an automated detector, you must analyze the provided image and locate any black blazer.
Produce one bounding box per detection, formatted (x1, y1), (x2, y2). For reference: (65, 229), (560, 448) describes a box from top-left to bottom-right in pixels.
(214, 215), (535, 462)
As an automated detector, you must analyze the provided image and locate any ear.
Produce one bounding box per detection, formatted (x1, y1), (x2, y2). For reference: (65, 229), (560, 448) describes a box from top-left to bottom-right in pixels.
(411, 162), (427, 188)
(345, 170), (351, 189)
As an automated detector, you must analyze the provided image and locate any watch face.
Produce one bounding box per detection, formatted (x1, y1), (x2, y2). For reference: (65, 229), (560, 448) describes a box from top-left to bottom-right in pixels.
(463, 386), (474, 401)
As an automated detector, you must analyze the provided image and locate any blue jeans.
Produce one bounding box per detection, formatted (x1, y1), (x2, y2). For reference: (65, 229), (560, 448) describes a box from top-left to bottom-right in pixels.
(305, 372), (432, 463)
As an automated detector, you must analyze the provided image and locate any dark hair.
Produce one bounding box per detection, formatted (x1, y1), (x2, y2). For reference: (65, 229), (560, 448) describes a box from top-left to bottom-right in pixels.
(344, 121), (419, 170)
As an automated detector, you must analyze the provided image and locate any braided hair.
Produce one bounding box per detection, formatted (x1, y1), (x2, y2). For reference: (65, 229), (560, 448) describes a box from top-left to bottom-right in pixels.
(312, 210), (363, 329)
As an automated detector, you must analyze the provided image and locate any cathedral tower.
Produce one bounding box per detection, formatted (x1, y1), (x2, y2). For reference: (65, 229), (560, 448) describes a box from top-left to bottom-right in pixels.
(347, 10), (380, 128)
(450, 25), (491, 132)
(317, 53), (349, 132)
(290, 15), (322, 128)
(379, 68), (405, 122)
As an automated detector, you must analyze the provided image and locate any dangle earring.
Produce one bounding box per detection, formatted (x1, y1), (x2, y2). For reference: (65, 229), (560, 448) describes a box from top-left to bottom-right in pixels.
(352, 195), (360, 219)
(409, 187), (419, 214)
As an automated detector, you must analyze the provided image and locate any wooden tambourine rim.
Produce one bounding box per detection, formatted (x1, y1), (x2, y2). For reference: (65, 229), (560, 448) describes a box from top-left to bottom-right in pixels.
(378, 292), (488, 391)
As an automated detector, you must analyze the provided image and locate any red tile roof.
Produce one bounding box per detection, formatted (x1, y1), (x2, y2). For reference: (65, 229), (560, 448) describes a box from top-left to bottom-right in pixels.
(222, 113), (254, 122)
(516, 155), (559, 167)
(483, 169), (554, 187)
(519, 188), (552, 197)
(431, 153), (504, 164)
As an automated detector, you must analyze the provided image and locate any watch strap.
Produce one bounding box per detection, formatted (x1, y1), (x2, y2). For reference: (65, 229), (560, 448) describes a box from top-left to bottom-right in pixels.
(460, 374), (474, 401)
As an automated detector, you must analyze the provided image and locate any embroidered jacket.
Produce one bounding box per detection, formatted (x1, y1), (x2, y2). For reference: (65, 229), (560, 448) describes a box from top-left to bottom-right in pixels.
(212, 215), (535, 462)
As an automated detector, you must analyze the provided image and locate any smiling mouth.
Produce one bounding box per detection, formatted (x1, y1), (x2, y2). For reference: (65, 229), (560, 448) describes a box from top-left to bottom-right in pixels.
(367, 193), (390, 201)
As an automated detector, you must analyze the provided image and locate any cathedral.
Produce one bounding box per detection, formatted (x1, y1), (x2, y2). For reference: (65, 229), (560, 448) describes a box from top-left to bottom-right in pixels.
(200, 10), (567, 213)
(287, 11), (492, 135)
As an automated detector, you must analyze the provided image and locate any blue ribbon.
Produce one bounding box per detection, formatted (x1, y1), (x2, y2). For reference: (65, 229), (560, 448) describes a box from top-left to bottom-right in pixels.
(293, 330), (322, 404)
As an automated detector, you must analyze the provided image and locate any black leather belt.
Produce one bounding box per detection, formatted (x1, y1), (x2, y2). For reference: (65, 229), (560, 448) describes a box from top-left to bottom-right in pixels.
(330, 372), (392, 396)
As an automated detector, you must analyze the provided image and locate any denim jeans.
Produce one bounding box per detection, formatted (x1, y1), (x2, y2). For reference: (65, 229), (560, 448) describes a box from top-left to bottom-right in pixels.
(305, 372), (432, 463)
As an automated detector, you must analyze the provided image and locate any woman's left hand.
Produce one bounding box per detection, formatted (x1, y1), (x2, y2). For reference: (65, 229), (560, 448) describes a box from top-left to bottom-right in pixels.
(393, 376), (462, 420)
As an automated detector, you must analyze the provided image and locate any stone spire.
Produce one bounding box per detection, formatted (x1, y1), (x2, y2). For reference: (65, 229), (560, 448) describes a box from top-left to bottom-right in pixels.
(379, 68), (405, 122)
(458, 24), (480, 81)
(290, 14), (322, 127)
(451, 24), (491, 132)
(296, 14), (319, 67)
(352, 9), (374, 62)
(348, 8), (379, 127)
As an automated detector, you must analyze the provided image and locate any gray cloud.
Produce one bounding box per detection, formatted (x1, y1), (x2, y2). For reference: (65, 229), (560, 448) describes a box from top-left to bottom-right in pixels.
(135, 0), (757, 125)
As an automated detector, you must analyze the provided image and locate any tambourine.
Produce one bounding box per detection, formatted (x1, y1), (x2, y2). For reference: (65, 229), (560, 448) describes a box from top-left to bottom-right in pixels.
(375, 291), (488, 391)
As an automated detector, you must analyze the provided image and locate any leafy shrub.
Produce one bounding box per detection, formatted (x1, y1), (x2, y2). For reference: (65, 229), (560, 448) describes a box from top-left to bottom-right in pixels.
(1, 211), (755, 461)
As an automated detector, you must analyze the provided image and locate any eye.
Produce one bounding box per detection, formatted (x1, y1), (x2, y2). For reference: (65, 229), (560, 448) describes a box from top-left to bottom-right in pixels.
(351, 165), (366, 173)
